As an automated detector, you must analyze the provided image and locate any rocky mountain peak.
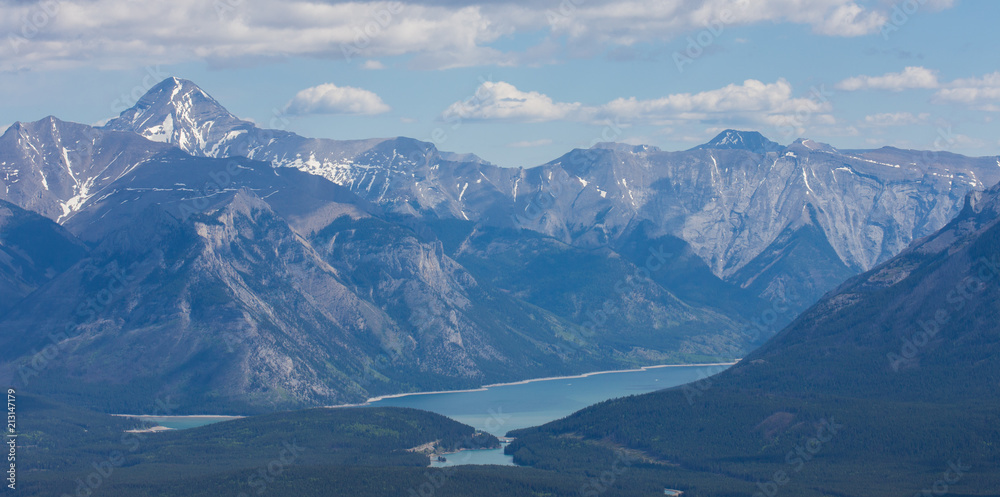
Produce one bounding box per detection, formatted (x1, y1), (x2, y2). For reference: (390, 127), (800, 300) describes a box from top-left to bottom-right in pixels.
(692, 129), (784, 154)
(103, 77), (250, 156)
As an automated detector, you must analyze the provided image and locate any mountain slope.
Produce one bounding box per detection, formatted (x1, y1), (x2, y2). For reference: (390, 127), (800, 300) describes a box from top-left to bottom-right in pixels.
(507, 184), (1000, 496)
(451, 226), (749, 361)
(0, 154), (618, 412)
(0, 199), (87, 314)
(0, 193), (396, 412)
(509, 136), (1000, 306)
(0, 117), (173, 223)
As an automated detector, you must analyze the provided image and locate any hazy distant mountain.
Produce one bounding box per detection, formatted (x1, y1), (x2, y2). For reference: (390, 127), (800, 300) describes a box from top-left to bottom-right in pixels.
(508, 183), (1000, 496)
(100, 79), (1000, 309)
(509, 132), (1000, 304)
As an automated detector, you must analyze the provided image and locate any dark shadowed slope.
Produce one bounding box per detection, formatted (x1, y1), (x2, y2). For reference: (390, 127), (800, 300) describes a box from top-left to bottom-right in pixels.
(0, 199), (87, 313)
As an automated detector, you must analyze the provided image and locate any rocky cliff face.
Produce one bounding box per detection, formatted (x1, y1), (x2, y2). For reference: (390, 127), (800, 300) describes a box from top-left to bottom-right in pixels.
(0, 117), (171, 222)
(507, 135), (1000, 303)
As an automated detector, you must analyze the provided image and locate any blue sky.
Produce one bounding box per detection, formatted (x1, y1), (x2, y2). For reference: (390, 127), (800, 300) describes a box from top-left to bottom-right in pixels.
(1, 0), (997, 167)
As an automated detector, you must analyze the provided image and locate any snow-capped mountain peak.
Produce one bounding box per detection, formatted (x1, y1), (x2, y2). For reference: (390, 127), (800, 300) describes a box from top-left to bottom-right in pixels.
(103, 77), (251, 156)
(100, 78), (513, 221)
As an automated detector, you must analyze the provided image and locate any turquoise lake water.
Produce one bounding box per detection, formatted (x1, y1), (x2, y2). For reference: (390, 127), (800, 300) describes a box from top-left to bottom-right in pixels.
(367, 363), (732, 467)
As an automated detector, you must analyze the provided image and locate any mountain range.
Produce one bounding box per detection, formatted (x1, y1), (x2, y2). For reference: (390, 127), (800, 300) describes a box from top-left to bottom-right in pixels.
(1, 77), (998, 413)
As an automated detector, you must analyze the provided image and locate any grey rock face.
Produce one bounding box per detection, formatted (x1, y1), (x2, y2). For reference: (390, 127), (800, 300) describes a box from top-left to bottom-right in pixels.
(0, 117), (171, 223)
(508, 139), (1000, 304)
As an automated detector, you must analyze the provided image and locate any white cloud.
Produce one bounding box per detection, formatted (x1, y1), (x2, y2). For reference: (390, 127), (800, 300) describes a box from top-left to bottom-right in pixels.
(0, 0), (916, 71)
(546, 0), (888, 45)
(837, 68), (1000, 111)
(0, 1), (513, 71)
(507, 139), (553, 148)
(285, 83), (390, 115)
(809, 2), (887, 36)
(862, 112), (929, 126)
(0, 124), (10, 135)
(441, 81), (583, 122)
(933, 72), (1000, 111)
(442, 79), (834, 133)
(598, 79), (830, 124)
(361, 60), (386, 70)
(836, 66), (940, 91)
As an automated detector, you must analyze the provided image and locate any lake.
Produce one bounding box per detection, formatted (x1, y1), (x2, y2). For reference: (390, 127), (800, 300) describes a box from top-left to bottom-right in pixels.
(124, 362), (733, 467)
(366, 363), (733, 467)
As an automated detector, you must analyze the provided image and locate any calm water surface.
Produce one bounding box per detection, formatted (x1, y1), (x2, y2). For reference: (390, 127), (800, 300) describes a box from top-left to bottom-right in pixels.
(368, 363), (732, 467)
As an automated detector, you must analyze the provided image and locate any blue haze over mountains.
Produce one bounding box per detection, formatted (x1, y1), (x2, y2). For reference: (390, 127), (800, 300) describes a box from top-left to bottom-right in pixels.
(0, 77), (998, 413)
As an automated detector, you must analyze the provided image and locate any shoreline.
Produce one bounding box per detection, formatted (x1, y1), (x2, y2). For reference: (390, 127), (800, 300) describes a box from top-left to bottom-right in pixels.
(112, 414), (246, 420)
(351, 361), (738, 406)
(125, 425), (175, 433)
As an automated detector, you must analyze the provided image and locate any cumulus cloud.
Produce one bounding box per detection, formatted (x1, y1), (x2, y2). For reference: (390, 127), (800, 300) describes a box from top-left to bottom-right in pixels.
(362, 60), (386, 70)
(933, 72), (1000, 111)
(809, 2), (887, 36)
(0, 0), (918, 71)
(545, 0), (888, 45)
(598, 79), (829, 124)
(285, 83), (391, 115)
(442, 78), (833, 131)
(441, 81), (583, 122)
(836, 66), (940, 91)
